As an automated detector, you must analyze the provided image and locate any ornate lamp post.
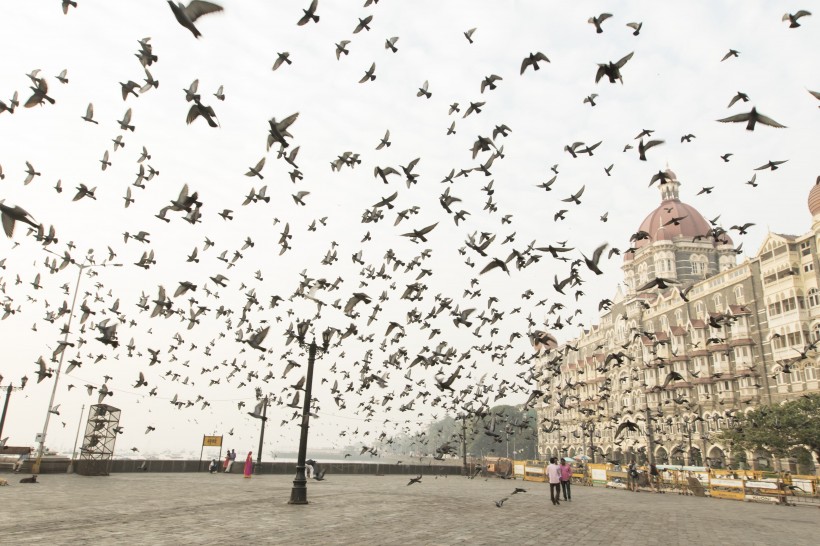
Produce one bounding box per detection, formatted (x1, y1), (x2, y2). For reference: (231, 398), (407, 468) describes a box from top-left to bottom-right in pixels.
(32, 259), (122, 474)
(289, 322), (334, 505)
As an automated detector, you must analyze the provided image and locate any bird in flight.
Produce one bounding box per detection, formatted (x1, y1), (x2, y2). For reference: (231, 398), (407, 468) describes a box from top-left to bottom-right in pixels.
(717, 107), (786, 131)
(167, 1), (223, 38)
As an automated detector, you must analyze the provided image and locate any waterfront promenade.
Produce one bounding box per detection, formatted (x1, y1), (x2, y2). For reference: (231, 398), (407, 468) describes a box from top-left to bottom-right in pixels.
(1, 473), (818, 545)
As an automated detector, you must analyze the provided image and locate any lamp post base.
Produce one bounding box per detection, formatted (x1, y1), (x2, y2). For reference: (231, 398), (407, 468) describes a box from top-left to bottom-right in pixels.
(289, 474), (308, 504)
(289, 464), (309, 504)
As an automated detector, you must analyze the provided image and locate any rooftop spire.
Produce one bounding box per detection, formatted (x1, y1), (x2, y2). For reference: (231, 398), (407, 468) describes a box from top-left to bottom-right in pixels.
(659, 168), (680, 201)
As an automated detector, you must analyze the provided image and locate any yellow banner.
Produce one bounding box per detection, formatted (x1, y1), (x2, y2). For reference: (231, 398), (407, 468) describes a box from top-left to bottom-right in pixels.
(711, 490), (745, 501)
(203, 435), (222, 447)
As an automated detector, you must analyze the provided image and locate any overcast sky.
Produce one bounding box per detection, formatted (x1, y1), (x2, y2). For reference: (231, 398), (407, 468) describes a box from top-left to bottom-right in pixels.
(0, 1), (817, 458)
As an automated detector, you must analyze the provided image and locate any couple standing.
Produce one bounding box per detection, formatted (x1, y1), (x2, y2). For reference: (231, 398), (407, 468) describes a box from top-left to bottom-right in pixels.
(224, 449), (254, 477)
(546, 457), (573, 505)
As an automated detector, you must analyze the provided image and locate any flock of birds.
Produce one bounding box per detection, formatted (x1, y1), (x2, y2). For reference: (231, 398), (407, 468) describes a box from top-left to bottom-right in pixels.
(0, 1), (817, 501)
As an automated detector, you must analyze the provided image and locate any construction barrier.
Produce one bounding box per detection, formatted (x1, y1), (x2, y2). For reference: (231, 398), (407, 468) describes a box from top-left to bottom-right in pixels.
(510, 459), (820, 505)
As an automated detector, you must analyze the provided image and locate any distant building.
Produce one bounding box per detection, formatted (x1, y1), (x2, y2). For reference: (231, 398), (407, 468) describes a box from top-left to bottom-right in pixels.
(537, 171), (819, 473)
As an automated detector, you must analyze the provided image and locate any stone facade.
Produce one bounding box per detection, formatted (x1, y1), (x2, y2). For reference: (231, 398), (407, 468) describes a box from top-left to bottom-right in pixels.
(537, 173), (820, 473)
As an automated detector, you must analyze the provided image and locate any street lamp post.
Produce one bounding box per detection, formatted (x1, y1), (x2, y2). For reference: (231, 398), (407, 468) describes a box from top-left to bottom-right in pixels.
(644, 402), (657, 465)
(32, 259), (121, 474)
(67, 404), (85, 474)
(0, 383), (25, 440)
(683, 417), (694, 465)
(460, 415), (468, 476)
(289, 323), (333, 505)
(255, 397), (269, 473)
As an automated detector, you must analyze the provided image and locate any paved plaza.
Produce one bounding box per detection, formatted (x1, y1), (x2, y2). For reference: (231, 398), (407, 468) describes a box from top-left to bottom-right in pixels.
(1, 472), (818, 545)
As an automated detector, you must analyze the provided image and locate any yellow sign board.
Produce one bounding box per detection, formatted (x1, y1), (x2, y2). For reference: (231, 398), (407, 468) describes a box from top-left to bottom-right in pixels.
(203, 435), (223, 447)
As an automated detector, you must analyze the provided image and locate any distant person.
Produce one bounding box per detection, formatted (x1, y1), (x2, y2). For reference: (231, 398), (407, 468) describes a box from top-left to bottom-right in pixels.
(627, 460), (639, 492)
(243, 452), (253, 478)
(649, 462), (661, 493)
(225, 449), (236, 473)
(546, 457), (562, 506)
(223, 451), (231, 472)
(559, 459), (572, 501)
(208, 459), (218, 474)
(13, 448), (32, 473)
(306, 459), (316, 479)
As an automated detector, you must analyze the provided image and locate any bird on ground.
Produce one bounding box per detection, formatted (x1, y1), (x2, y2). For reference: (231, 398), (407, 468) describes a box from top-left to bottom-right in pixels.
(494, 497), (509, 507)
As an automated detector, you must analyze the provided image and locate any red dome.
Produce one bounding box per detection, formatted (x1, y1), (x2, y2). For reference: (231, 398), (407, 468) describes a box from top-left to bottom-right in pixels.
(808, 177), (820, 216)
(625, 201), (733, 263)
(634, 199), (713, 249)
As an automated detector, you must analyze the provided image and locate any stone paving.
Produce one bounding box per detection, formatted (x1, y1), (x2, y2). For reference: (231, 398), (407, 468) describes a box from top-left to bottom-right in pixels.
(1, 471), (818, 545)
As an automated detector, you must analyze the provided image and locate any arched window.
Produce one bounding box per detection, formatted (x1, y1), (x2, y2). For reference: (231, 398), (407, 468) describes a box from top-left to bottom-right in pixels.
(734, 285), (745, 304)
(691, 254), (708, 277)
(713, 293), (723, 311)
(809, 289), (820, 308)
(638, 262), (649, 285)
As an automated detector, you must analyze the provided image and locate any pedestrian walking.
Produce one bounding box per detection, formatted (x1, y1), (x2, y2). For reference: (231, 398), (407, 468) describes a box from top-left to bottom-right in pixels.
(243, 451), (253, 478)
(546, 457), (562, 505)
(627, 460), (639, 492)
(12, 448), (32, 473)
(559, 459), (572, 501)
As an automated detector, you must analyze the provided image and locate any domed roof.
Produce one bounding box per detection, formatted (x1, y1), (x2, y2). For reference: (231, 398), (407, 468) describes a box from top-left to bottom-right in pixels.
(634, 200), (713, 250)
(625, 169), (731, 261)
(808, 177), (820, 216)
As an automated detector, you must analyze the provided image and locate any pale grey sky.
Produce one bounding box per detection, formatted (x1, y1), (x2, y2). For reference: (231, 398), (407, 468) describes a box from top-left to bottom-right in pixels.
(0, 1), (817, 457)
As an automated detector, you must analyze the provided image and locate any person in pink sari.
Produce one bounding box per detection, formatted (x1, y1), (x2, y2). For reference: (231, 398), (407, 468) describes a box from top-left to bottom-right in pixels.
(243, 452), (253, 478)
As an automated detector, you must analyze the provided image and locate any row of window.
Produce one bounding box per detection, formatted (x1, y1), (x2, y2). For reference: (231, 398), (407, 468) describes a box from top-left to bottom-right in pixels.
(767, 296), (806, 317)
